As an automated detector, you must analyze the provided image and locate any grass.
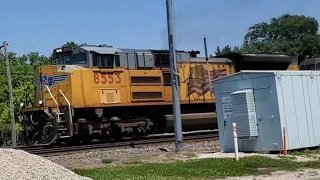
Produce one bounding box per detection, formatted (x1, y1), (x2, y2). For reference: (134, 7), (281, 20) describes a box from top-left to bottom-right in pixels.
(101, 158), (113, 164)
(291, 149), (320, 157)
(74, 154), (320, 180)
(184, 152), (198, 158)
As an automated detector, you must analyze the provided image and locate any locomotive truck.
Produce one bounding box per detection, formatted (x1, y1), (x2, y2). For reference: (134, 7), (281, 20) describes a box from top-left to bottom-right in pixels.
(20, 44), (299, 146)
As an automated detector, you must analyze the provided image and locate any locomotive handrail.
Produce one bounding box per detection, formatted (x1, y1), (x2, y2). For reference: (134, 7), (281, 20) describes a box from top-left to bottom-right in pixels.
(41, 85), (60, 123)
(58, 89), (74, 137)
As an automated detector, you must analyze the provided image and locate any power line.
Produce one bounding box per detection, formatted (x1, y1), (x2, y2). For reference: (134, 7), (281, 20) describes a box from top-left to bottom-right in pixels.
(9, 47), (51, 55)
(9, 44), (52, 52)
(0, 43), (53, 56)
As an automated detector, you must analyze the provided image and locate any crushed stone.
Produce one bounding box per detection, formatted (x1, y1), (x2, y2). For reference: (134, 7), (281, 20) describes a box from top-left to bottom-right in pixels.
(46, 138), (220, 169)
(0, 148), (92, 180)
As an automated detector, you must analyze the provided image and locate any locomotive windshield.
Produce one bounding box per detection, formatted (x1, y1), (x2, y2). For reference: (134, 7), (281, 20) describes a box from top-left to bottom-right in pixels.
(51, 47), (87, 66)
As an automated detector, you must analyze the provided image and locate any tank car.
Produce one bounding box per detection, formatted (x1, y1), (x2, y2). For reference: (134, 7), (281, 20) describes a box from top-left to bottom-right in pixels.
(20, 45), (299, 147)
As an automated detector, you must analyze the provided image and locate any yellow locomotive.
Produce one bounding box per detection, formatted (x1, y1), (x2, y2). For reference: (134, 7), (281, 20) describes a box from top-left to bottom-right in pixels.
(20, 45), (298, 146)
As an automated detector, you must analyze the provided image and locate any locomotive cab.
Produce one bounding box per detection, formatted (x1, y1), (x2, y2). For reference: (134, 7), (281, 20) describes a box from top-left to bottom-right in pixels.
(51, 46), (89, 68)
(51, 45), (122, 69)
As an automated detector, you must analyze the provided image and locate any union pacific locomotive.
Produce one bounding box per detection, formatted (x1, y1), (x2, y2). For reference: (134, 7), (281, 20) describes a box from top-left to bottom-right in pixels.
(20, 44), (298, 146)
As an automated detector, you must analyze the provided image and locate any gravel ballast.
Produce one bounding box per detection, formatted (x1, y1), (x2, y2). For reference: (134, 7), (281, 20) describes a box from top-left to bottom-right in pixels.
(0, 148), (92, 180)
(47, 139), (221, 169)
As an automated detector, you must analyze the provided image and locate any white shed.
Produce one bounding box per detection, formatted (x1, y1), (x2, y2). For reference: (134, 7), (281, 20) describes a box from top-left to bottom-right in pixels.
(213, 70), (320, 153)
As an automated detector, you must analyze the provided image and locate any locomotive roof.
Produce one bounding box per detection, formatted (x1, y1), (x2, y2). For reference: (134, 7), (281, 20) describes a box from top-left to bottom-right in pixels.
(80, 46), (123, 54)
(190, 57), (233, 63)
(215, 52), (291, 58)
(79, 45), (190, 54)
(215, 53), (294, 62)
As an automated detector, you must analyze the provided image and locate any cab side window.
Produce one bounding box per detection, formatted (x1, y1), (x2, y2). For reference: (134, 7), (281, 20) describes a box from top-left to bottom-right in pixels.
(115, 55), (120, 67)
(101, 54), (114, 67)
(93, 54), (99, 66)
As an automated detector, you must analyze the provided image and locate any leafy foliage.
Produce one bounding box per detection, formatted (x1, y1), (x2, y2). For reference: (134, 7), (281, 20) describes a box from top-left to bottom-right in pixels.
(213, 45), (240, 56)
(0, 52), (50, 135)
(214, 14), (320, 59)
(62, 41), (79, 48)
(0, 41), (80, 136)
(62, 41), (87, 48)
(244, 14), (320, 58)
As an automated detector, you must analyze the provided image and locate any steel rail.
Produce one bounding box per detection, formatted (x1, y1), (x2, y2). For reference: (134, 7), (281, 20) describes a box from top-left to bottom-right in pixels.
(16, 130), (218, 150)
(23, 133), (219, 156)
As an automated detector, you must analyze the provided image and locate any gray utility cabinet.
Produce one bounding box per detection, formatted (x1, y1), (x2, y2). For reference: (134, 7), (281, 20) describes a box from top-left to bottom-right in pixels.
(213, 70), (320, 153)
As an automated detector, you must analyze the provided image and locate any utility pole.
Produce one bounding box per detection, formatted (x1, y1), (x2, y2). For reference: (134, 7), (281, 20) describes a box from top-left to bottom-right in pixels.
(2, 41), (16, 148)
(166, 0), (183, 152)
(204, 38), (212, 94)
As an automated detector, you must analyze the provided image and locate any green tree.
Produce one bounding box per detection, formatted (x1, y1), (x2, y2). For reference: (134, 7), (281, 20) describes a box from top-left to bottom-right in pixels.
(214, 45), (240, 56)
(62, 41), (78, 48)
(61, 41), (88, 48)
(241, 14), (320, 58)
(0, 52), (50, 136)
(0, 41), (77, 137)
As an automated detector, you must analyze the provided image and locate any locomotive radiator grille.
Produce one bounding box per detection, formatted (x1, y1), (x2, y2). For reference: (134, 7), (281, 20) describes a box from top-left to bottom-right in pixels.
(100, 89), (120, 104)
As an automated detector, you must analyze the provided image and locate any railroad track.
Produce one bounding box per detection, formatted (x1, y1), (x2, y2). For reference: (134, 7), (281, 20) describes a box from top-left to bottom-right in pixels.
(20, 131), (219, 156)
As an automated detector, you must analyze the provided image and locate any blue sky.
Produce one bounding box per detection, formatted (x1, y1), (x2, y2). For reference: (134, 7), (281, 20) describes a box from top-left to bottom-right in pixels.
(1, 0), (319, 57)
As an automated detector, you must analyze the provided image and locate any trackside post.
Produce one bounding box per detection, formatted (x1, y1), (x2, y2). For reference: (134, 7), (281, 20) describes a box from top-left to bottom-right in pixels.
(166, 0), (183, 152)
(283, 127), (287, 155)
(232, 123), (239, 161)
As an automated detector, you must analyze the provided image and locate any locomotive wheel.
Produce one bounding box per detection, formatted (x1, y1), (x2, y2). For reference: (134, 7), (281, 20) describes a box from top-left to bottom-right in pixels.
(149, 121), (159, 134)
(132, 125), (147, 140)
(77, 128), (93, 144)
(109, 126), (122, 142)
(82, 137), (93, 144)
(25, 132), (41, 147)
(67, 137), (81, 146)
(131, 133), (144, 140)
(99, 128), (113, 143)
(42, 126), (58, 145)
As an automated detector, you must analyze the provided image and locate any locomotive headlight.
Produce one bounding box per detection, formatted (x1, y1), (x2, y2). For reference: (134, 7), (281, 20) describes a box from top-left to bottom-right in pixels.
(38, 100), (43, 105)
(20, 102), (24, 107)
(55, 49), (63, 53)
